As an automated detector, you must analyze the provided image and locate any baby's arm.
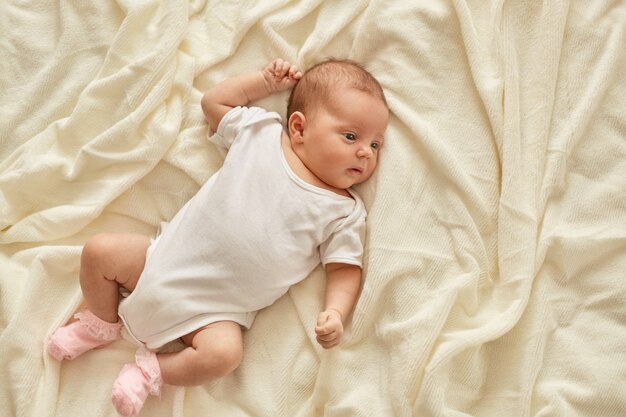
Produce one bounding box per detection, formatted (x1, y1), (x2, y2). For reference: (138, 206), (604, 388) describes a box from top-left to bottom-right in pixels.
(315, 263), (362, 349)
(201, 59), (302, 132)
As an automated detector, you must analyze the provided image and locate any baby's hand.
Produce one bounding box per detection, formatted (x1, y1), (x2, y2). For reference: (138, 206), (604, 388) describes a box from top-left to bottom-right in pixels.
(315, 309), (343, 349)
(262, 59), (302, 93)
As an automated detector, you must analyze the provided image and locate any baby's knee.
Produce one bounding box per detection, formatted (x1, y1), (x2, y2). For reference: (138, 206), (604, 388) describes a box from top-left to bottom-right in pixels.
(202, 343), (242, 379)
(213, 344), (242, 378)
(81, 233), (115, 268)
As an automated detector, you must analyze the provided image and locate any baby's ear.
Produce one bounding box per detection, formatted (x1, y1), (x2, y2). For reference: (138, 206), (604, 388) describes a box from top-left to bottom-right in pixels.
(288, 111), (306, 143)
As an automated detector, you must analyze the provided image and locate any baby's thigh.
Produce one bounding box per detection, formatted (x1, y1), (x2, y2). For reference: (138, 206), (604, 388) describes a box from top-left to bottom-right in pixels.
(82, 232), (151, 291)
(182, 321), (242, 348)
(182, 321), (243, 365)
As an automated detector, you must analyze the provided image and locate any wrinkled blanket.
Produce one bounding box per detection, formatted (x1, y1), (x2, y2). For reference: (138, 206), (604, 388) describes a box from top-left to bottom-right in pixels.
(1, 1), (625, 416)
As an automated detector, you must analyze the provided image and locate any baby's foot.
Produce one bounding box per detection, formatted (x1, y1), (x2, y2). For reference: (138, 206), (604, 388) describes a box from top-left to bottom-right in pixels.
(111, 348), (162, 417)
(111, 364), (151, 417)
(47, 310), (122, 361)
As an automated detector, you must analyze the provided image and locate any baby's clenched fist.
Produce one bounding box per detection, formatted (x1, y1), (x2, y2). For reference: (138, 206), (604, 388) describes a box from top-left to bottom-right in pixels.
(262, 58), (302, 93)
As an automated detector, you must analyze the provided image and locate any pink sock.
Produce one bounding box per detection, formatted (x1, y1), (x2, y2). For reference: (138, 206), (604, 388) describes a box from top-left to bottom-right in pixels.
(47, 310), (122, 361)
(111, 347), (162, 417)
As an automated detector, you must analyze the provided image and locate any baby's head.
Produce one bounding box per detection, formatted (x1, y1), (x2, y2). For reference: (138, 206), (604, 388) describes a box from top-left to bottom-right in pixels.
(287, 59), (387, 120)
(287, 59), (389, 191)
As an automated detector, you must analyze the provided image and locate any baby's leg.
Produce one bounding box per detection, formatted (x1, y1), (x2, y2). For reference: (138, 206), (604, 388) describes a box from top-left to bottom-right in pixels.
(48, 233), (151, 361)
(79, 233), (151, 323)
(159, 321), (243, 386)
(111, 321), (242, 416)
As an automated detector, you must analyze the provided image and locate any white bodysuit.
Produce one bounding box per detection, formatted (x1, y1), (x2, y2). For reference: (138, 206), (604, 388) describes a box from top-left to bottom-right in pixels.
(118, 106), (366, 349)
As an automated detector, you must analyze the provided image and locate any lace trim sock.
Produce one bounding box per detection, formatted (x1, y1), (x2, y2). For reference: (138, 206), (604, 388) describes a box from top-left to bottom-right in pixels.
(111, 347), (163, 417)
(47, 310), (122, 361)
(135, 347), (163, 396)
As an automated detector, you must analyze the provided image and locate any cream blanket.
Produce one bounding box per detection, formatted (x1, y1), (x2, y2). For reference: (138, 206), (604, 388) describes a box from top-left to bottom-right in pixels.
(1, 1), (625, 416)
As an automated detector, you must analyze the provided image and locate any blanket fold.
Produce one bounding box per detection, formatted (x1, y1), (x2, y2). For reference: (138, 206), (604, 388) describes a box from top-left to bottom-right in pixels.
(0, 0), (191, 243)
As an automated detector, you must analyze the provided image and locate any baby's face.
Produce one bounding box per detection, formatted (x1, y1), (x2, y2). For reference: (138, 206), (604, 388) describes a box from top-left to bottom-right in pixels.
(300, 87), (389, 190)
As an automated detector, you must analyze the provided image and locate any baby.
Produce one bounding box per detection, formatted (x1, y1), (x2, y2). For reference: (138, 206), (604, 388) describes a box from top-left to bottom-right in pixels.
(47, 58), (389, 417)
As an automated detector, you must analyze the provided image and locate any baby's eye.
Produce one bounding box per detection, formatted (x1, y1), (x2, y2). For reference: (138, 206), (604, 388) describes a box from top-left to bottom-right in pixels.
(343, 133), (356, 141)
(371, 142), (380, 150)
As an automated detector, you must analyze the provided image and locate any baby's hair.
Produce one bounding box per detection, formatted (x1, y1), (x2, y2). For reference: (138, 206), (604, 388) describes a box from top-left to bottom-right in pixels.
(286, 58), (387, 120)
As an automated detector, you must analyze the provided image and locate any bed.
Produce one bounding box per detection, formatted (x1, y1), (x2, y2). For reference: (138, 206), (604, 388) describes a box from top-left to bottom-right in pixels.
(1, 1), (625, 416)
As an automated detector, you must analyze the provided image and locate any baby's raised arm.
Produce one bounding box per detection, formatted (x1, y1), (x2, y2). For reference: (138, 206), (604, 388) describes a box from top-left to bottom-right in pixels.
(201, 59), (302, 132)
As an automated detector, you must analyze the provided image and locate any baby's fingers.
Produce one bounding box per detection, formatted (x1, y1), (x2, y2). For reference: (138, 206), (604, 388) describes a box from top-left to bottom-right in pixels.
(288, 65), (302, 80)
(316, 333), (340, 349)
(316, 330), (337, 342)
(315, 324), (331, 337)
(270, 59), (289, 77)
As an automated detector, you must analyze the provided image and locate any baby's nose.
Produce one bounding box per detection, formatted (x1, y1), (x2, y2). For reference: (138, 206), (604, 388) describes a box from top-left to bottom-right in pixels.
(356, 145), (372, 158)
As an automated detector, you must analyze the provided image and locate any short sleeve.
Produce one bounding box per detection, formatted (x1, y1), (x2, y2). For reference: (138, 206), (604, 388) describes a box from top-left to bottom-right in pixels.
(208, 106), (281, 149)
(319, 201), (367, 268)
